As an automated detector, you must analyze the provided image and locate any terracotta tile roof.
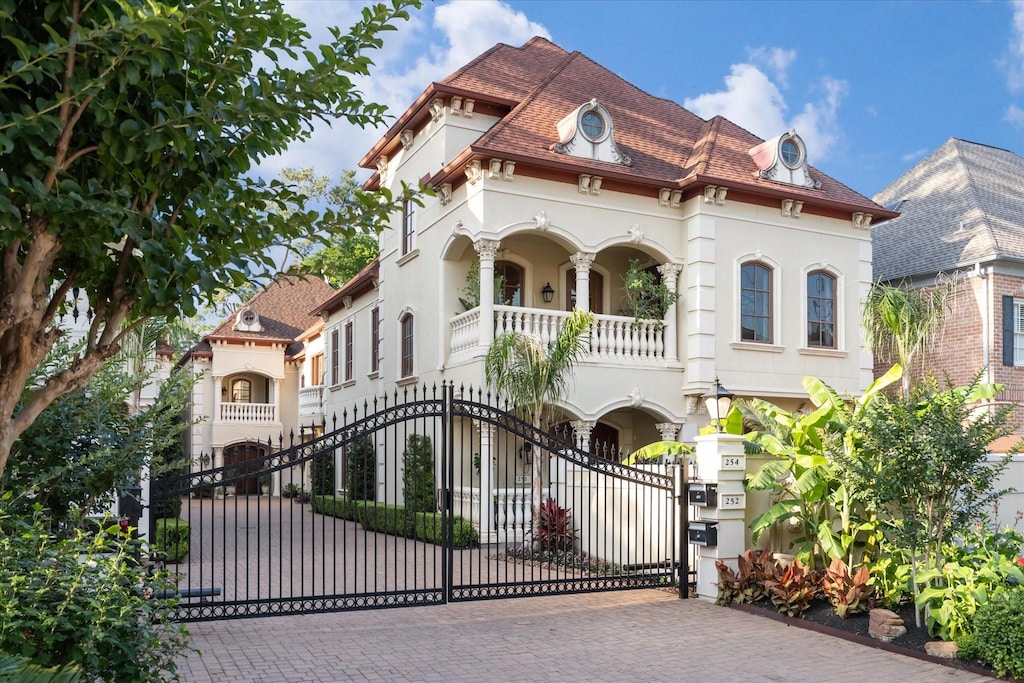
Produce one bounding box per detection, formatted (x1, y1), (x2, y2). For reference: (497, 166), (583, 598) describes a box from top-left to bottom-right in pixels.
(207, 274), (336, 346)
(441, 37), (572, 102)
(314, 260), (380, 317)
(873, 138), (1024, 282)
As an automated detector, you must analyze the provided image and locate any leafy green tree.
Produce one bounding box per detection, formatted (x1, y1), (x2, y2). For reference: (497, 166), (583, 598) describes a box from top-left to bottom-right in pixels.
(484, 309), (594, 536)
(403, 434), (435, 513)
(345, 435), (376, 501)
(841, 372), (1017, 627)
(310, 449), (335, 498)
(0, 0), (421, 479)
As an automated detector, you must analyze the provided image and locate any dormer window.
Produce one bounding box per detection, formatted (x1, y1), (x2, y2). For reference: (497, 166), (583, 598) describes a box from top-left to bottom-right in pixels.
(551, 98), (631, 166)
(748, 130), (821, 189)
(233, 306), (264, 332)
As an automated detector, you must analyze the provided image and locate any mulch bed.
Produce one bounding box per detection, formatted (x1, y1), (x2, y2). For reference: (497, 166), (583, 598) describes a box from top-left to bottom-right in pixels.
(730, 598), (1001, 679)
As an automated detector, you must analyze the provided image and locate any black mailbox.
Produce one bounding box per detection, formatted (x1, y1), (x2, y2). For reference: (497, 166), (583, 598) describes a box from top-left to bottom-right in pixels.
(688, 520), (718, 547)
(687, 482), (718, 507)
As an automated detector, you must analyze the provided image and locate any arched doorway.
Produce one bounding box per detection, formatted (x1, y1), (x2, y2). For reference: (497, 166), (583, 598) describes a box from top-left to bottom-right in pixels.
(223, 442), (267, 495)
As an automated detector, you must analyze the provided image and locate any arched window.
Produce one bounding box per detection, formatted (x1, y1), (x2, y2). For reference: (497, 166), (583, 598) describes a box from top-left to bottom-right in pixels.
(740, 262), (773, 343)
(495, 261), (524, 306)
(400, 313), (414, 377)
(231, 379), (251, 403)
(807, 271), (836, 348)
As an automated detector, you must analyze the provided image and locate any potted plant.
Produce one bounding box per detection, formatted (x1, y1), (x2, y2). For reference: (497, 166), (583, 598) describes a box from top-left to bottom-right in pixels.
(258, 472), (272, 496)
(619, 259), (679, 328)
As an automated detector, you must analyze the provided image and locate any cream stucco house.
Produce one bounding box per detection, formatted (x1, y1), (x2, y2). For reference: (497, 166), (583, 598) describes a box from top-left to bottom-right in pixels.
(317, 36), (893, 457)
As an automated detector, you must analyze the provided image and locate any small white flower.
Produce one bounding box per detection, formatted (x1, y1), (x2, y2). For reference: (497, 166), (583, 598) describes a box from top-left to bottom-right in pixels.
(85, 560), (98, 568)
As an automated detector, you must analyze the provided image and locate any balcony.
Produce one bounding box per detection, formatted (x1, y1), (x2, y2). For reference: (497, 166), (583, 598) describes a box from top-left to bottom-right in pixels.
(299, 385), (324, 417)
(219, 402), (276, 423)
(450, 305), (672, 366)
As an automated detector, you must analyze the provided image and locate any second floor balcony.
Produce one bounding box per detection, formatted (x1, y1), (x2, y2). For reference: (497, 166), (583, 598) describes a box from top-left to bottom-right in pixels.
(299, 385), (325, 417)
(219, 401), (276, 423)
(450, 305), (676, 367)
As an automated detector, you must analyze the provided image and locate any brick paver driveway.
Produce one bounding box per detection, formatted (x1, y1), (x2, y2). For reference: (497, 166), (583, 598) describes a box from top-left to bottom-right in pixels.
(176, 589), (990, 682)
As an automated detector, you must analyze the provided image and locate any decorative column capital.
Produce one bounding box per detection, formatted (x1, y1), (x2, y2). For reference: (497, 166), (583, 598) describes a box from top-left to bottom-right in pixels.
(570, 252), (596, 274)
(657, 262), (682, 286)
(474, 238), (501, 262)
(655, 422), (682, 442)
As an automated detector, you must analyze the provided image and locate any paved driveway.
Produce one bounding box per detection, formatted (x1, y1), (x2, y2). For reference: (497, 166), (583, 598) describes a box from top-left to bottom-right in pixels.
(175, 589), (989, 682)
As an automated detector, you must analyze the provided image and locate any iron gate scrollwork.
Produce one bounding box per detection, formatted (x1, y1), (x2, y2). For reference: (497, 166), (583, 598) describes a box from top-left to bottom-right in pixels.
(150, 384), (690, 622)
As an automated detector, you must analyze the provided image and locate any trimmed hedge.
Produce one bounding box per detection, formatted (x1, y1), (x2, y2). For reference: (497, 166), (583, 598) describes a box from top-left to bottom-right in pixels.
(313, 495), (478, 548)
(152, 518), (190, 563)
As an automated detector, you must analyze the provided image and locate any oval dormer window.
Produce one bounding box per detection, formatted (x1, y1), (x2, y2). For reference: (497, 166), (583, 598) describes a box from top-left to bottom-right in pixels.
(581, 111), (605, 141)
(780, 138), (801, 168)
(241, 309), (257, 325)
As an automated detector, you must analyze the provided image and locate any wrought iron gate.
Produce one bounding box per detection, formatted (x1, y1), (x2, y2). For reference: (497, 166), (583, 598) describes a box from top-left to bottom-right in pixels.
(150, 384), (690, 622)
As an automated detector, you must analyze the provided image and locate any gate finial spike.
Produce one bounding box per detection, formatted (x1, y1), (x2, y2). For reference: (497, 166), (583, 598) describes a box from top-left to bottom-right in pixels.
(332, 413), (337, 430)
(289, 428), (295, 446)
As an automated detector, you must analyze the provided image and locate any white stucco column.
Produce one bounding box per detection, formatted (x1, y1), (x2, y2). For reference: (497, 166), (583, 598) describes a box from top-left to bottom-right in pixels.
(569, 420), (596, 452)
(658, 263), (682, 362)
(570, 252), (596, 312)
(476, 422), (497, 543)
(475, 238), (501, 349)
(692, 432), (747, 599)
(273, 378), (281, 423)
(655, 422), (682, 442)
(212, 376), (222, 423)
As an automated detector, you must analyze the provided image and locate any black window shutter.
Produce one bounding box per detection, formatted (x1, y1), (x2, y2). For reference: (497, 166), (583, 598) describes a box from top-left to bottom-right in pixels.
(1003, 295), (1015, 366)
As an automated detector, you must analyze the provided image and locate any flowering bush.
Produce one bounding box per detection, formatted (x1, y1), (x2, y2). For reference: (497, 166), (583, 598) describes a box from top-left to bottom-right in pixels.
(0, 508), (191, 681)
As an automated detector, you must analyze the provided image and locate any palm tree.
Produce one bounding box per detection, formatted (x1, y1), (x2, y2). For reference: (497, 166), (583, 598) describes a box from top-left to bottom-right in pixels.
(484, 309), (594, 537)
(862, 277), (958, 395)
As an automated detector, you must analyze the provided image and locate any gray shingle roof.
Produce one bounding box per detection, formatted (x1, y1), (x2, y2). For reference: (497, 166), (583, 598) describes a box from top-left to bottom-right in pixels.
(872, 138), (1024, 282)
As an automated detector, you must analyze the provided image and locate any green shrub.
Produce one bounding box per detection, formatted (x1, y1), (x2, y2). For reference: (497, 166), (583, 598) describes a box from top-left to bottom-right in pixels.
(310, 450), (334, 497)
(959, 586), (1024, 678)
(312, 496), (478, 548)
(0, 655), (82, 682)
(0, 511), (190, 681)
(345, 435), (376, 501)
(282, 483), (301, 499)
(153, 518), (190, 563)
(403, 434), (435, 513)
(151, 494), (182, 520)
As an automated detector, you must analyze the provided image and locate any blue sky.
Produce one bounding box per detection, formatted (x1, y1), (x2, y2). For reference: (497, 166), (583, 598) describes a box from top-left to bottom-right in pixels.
(271, 0), (1024, 200)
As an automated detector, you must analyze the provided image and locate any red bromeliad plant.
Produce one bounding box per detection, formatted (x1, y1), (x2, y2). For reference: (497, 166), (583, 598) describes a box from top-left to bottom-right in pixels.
(535, 498), (576, 552)
(764, 558), (819, 617)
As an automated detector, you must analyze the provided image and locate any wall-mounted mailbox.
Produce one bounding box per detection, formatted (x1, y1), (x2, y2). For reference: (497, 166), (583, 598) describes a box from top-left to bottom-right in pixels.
(688, 520), (718, 547)
(687, 482), (718, 507)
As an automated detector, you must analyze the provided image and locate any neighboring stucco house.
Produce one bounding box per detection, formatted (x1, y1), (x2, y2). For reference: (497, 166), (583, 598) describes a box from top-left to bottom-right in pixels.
(872, 137), (1024, 527)
(179, 274), (335, 493)
(319, 36), (893, 458)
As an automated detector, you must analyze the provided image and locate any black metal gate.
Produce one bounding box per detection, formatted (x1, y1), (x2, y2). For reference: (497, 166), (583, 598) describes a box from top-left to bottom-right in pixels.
(150, 384), (690, 622)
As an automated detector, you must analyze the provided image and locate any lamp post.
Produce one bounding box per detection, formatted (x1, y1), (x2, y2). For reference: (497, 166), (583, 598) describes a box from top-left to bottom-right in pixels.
(703, 377), (734, 432)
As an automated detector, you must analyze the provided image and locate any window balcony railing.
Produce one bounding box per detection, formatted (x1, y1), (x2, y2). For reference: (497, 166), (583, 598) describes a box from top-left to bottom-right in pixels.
(299, 385), (324, 417)
(219, 402), (276, 423)
(449, 305), (669, 365)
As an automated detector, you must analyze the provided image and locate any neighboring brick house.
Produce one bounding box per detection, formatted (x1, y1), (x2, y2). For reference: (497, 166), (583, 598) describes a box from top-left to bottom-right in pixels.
(178, 274), (335, 494)
(872, 138), (1024, 528)
(320, 35), (893, 460)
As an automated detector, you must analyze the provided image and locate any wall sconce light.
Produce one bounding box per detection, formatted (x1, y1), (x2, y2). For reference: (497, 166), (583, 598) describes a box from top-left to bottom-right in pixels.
(520, 443), (533, 464)
(200, 453), (211, 466)
(541, 282), (555, 303)
(703, 377), (734, 432)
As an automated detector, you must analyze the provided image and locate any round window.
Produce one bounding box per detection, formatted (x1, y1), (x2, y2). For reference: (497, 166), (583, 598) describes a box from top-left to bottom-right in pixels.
(581, 111), (605, 140)
(241, 309), (257, 325)
(780, 139), (801, 167)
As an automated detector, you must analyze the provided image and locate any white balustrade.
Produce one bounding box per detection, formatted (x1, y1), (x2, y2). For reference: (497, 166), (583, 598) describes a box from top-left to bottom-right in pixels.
(453, 486), (532, 542)
(450, 306), (667, 365)
(219, 402), (276, 423)
(298, 385), (324, 417)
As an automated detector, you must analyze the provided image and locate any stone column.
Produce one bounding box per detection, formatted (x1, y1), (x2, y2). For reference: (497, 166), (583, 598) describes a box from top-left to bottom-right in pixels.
(569, 419), (596, 452)
(658, 263), (682, 362)
(692, 432), (747, 599)
(273, 378), (282, 423)
(570, 252), (596, 312)
(475, 239), (501, 349)
(655, 422), (682, 442)
(476, 422), (497, 544)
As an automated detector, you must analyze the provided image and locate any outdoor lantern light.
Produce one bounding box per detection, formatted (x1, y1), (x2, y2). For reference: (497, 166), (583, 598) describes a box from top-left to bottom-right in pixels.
(520, 442), (533, 464)
(541, 282), (555, 303)
(703, 377), (734, 432)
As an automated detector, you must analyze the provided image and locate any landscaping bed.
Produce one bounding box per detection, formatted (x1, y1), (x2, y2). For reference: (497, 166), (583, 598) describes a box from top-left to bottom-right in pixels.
(732, 598), (999, 679)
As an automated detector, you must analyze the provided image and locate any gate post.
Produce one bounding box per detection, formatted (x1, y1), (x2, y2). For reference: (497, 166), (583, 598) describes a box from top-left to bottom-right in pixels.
(476, 423), (497, 544)
(692, 432), (747, 600)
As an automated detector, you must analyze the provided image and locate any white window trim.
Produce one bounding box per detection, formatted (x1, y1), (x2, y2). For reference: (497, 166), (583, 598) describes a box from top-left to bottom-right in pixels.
(1013, 299), (1024, 367)
(398, 306), (415, 379)
(734, 253), (782, 347)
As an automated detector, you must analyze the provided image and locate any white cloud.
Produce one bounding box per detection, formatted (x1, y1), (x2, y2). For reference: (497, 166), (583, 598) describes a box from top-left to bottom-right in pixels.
(683, 50), (846, 163)
(1006, 103), (1024, 127)
(260, 1), (549, 181)
(901, 148), (930, 163)
(1006, 0), (1024, 94)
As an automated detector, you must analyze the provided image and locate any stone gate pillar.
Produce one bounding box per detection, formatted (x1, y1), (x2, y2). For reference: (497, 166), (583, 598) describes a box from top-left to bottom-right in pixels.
(476, 422), (497, 544)
(692, 432), (747, 599)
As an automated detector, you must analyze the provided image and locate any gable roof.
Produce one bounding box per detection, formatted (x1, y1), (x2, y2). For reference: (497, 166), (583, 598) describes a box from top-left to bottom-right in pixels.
(199, 274), (335, 357)
(364, 37), (889, 219)
(872, 138), (1024, 282)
